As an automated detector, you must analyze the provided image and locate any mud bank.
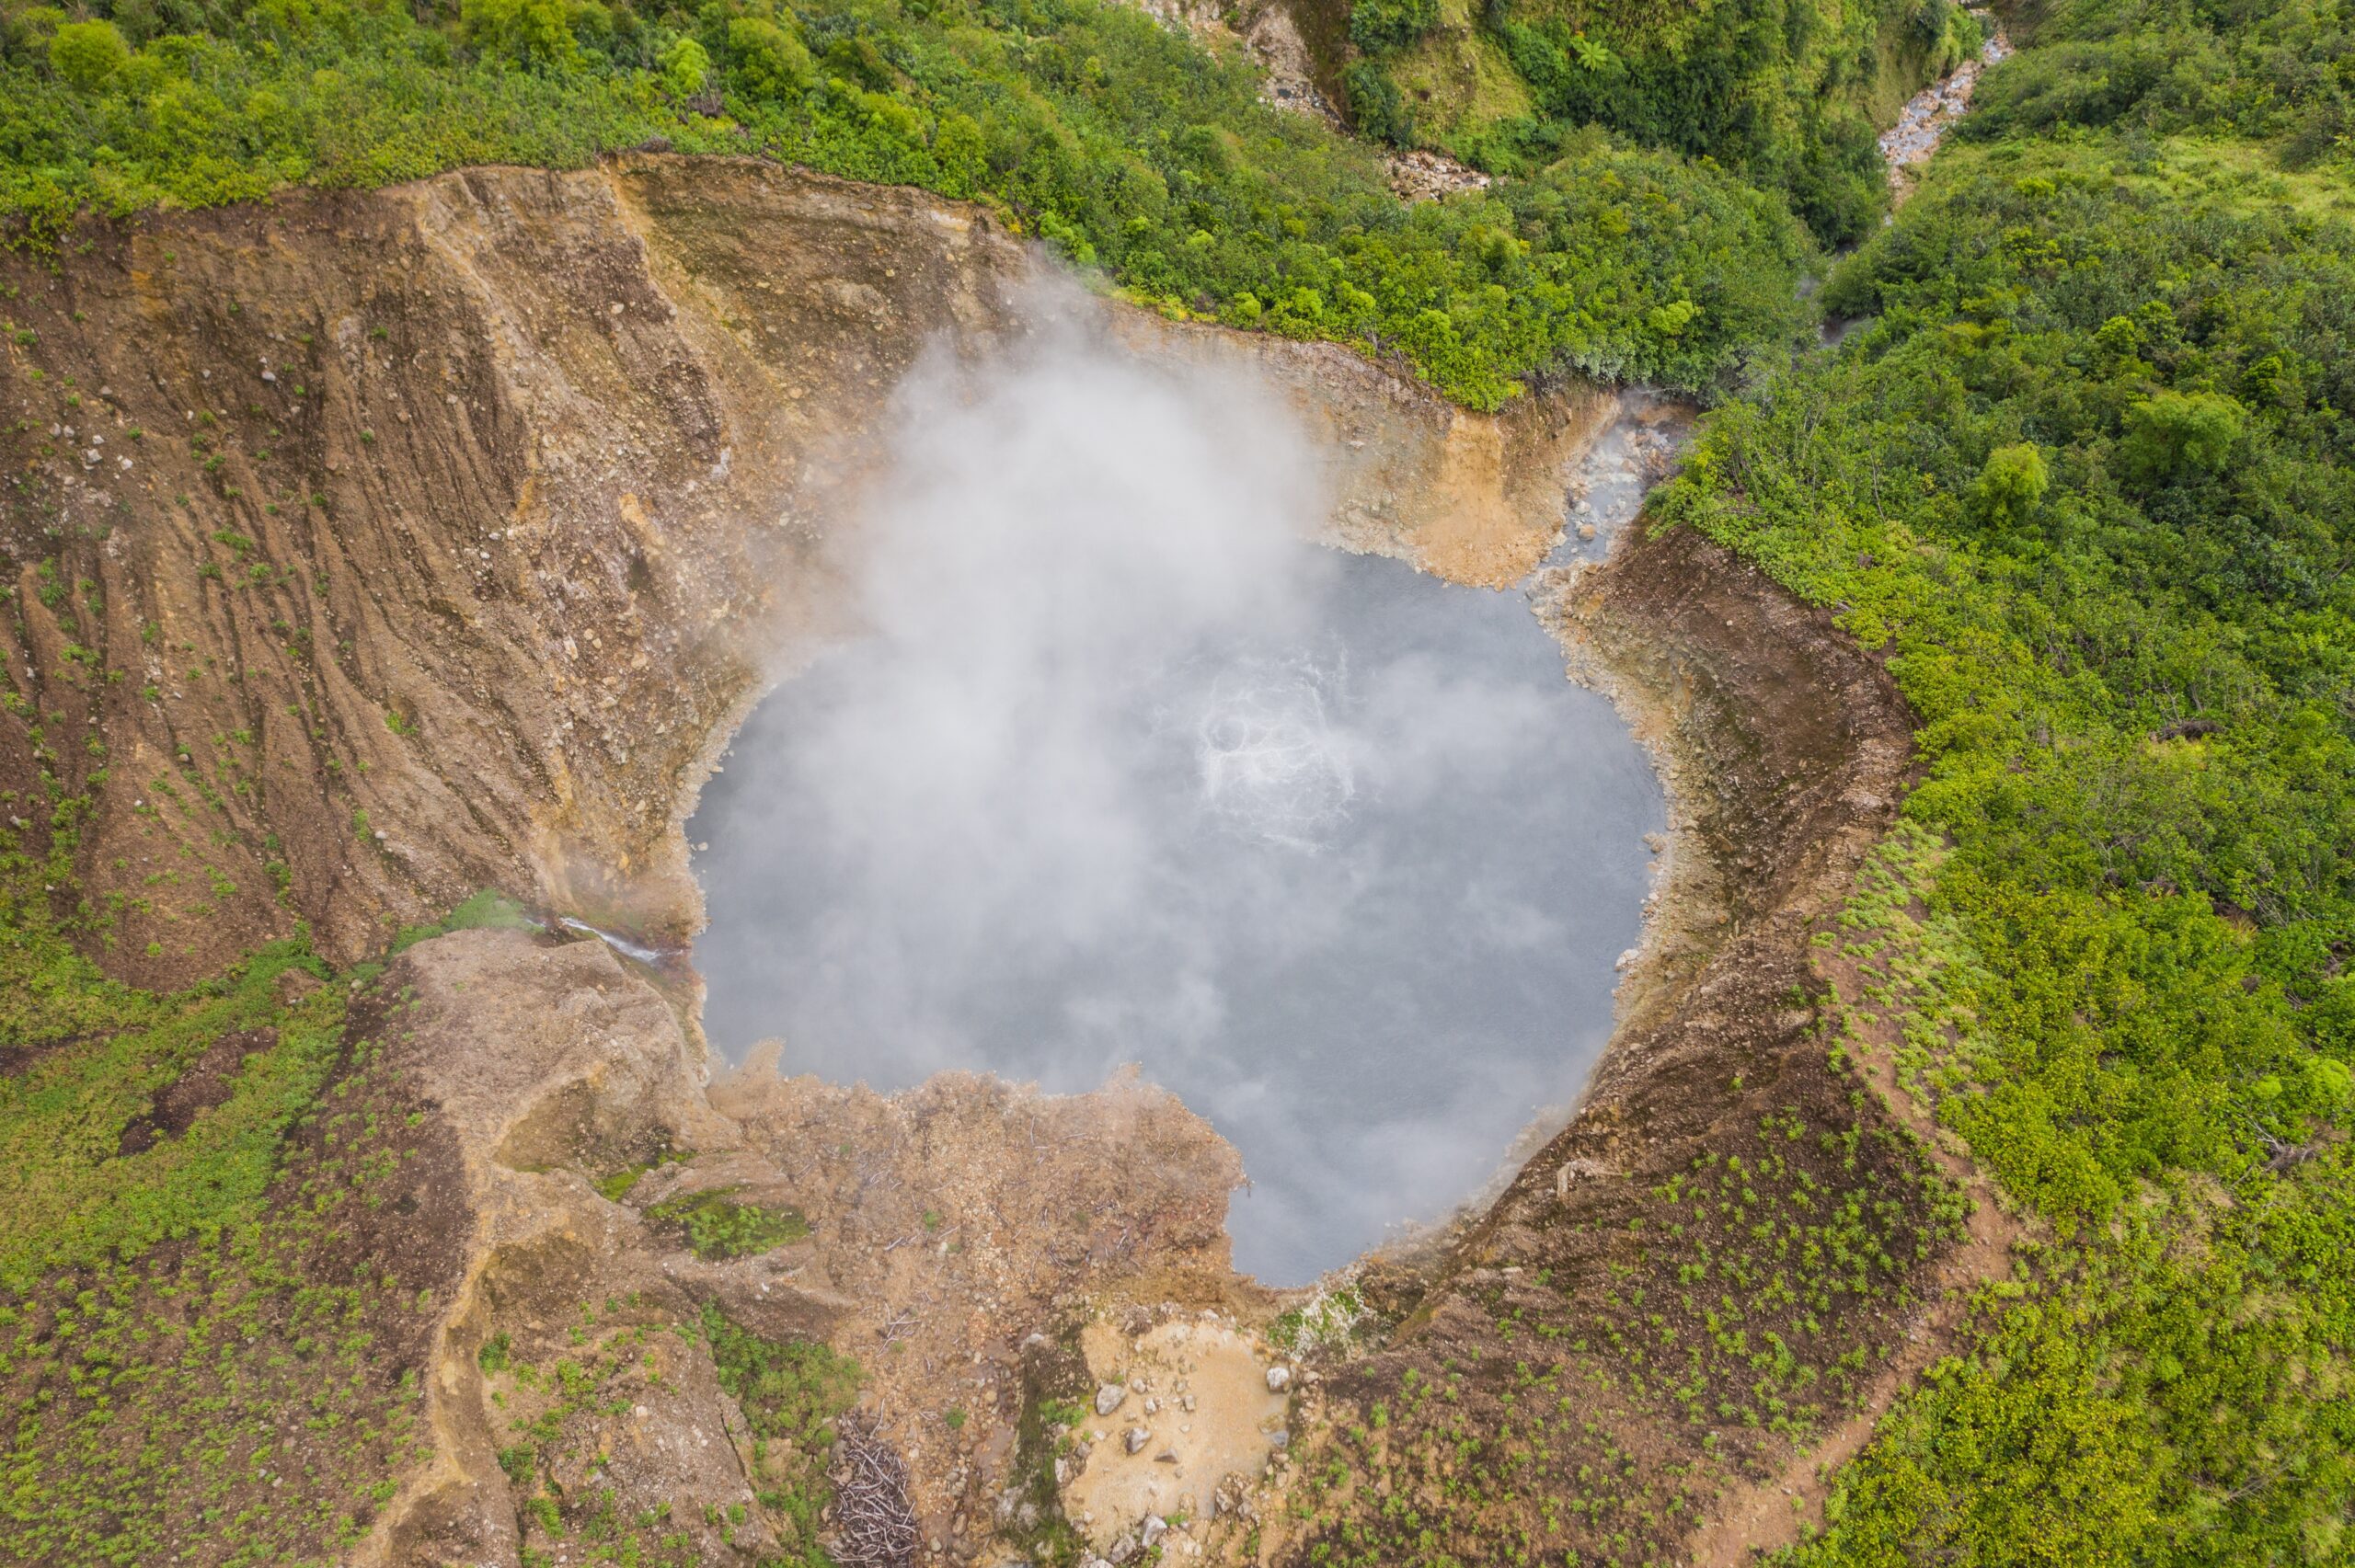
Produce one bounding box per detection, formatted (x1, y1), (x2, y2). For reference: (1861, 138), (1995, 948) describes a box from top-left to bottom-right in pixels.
(0, 158), (1964, 1565)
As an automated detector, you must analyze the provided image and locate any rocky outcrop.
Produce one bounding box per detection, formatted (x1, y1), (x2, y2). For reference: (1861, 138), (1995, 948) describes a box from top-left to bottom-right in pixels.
(366, 926), (1247, 1563)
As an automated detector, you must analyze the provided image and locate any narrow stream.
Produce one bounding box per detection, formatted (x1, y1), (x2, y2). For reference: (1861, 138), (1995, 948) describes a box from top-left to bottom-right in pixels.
(1879, 17), (2015, 185)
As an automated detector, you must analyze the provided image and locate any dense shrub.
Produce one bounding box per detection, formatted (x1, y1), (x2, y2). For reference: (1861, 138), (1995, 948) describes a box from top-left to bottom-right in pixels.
(461, 0), (586, 70)
(1968, 441), (2049, 527)
(1392, 0), (1981, 241)
(1959, 0), (2355, 155)
(1341, 55), (1412, 143)
(2120, 389), (2245, 483)
(1347, 0), (1437, 53)
(659, 31), (708, 95)
(1661, 140), (2355, 1560)
(47, 19), (127, 91)
(726, 14), (810, 100)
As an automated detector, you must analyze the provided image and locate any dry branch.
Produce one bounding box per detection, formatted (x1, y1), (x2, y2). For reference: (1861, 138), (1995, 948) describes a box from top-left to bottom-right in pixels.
(831, 1418), (920, 1568)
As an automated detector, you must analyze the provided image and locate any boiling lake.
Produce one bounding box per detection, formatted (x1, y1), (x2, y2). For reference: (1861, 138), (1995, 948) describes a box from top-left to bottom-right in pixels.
(687, 338), (1664, 1284)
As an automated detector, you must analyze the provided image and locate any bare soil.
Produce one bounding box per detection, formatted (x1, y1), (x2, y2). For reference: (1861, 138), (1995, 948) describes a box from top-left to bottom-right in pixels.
(1063, 1313), (1289, 1555)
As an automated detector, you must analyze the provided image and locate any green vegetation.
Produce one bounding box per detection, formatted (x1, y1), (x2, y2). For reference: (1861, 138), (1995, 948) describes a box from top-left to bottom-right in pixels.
(595, 1144), (689, 1200)
(387, 887), (539, 954)
(1957, 0), (2353, 165)
(1346, 0), (1984, 241)
(0, 0), (1818, 406)
(2, 738), (354, 1291)
(3, 760), (145, 1048)
(704, 1302), (864, 1565)
(1269, 1281), (1370, 1354)
(3, 757), (512, 1563)
(1648, 0), (2355, 1542)
(0, 989), (450, 1564)
(1003, 1353), (1091, 1566)
(0, 935), (344, 1292)
(644, 1185), (811, 1257)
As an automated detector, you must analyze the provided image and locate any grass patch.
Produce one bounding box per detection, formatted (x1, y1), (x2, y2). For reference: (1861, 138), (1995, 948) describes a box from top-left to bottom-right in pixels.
(389, 889), (540, 955)
(705, 1303), (864, 1566)
(595, 1146), (690, 1202)
(0, 936), (345, 1293)
(645, 1187), (810, 1259)
(1383, 2), (1535, 151)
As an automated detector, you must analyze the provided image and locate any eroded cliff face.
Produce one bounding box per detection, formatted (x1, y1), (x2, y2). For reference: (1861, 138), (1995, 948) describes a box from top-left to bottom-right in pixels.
(1, 159), (1969, 1568)
(2, 157), (1036, 985)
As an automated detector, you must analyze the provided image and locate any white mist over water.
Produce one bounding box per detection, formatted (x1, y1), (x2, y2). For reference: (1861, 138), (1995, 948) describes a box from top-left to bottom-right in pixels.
(1196, 656), (1358, 849)
(692, 317), (1661, 1282)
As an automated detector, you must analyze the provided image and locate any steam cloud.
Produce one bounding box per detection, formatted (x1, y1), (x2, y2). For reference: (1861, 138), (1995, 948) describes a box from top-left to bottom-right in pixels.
(693, 309), (1659, 1282)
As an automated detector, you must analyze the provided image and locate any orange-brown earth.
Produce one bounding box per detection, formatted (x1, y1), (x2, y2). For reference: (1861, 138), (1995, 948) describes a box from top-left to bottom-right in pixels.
(0, 157), (1999, 1566)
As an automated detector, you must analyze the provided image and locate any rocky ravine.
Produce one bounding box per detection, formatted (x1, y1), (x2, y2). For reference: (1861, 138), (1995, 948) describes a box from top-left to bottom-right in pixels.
(1, 157), (1972, 1566)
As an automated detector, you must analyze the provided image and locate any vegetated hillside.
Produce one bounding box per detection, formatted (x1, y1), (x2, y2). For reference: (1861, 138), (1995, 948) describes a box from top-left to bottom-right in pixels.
(1647, 0), (2355, 1553)
(1322, 0), (1984, 242)
(0, 0), (1828, 408)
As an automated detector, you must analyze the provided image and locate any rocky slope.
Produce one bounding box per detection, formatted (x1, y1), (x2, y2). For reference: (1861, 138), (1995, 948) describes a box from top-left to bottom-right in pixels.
(351, 926), (1247, 1565)
(1, 157), (1976, 1566)
(3, 157), (1034, 986)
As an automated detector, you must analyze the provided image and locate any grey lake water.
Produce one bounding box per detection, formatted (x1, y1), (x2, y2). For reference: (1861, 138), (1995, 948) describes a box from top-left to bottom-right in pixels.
(687, 334), (1664, 1285)
(692, 550), (1661, 1283)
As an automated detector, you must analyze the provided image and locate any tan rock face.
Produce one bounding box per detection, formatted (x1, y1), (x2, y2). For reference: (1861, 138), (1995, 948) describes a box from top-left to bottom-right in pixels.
(0, 157), (1041, 986)
(1100, 309), (1613, 588)
(368, 929), (767, 1566)
(372, 926), (1258, 1564)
